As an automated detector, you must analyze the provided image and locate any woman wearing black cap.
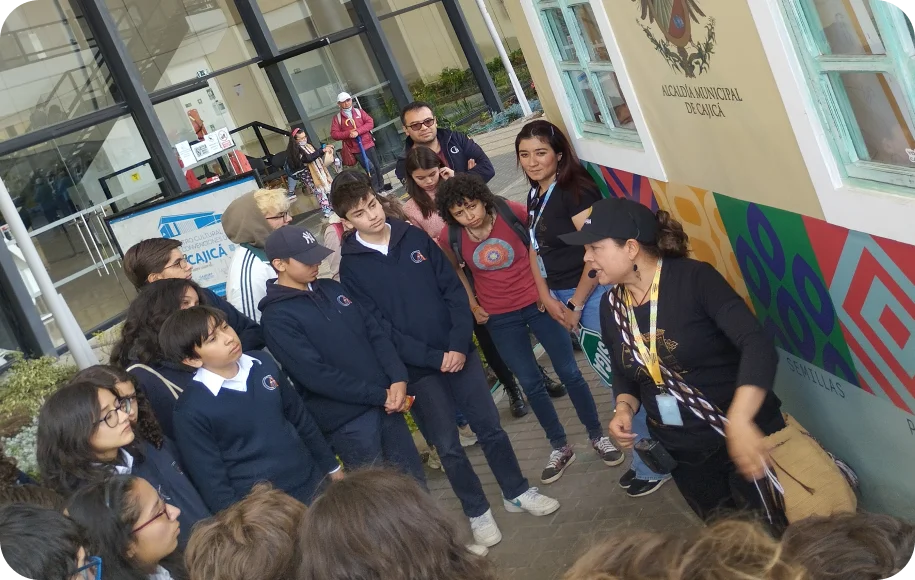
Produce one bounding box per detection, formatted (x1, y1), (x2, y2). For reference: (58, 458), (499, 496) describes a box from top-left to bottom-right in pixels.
(560, 198), (784, 521)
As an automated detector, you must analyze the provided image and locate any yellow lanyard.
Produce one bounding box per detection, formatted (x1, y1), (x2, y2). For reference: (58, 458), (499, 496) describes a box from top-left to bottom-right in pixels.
(624, 258), (663, 386)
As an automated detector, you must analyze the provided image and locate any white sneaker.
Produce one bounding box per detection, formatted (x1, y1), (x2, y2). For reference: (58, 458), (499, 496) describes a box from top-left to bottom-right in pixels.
(503, 487), (561, 517)
(469, 509), (502, 547)
(466, 543), (489, 557)
(458, 425), (478, 447)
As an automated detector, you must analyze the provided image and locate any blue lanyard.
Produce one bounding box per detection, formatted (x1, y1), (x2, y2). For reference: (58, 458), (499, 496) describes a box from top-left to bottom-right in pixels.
(528, 182), (556, 252)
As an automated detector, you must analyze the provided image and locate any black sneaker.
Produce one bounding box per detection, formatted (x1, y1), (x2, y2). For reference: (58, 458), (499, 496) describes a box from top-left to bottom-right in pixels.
(626, 476), (671, 498)
(618, 468), (636, 489)
(541, 367), (567, 398)
(540, 445), (576, 484)
(590, 437), (625, 466)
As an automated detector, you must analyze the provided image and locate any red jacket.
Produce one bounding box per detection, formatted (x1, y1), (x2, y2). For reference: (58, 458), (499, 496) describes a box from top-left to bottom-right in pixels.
(330, 109), (375, 154)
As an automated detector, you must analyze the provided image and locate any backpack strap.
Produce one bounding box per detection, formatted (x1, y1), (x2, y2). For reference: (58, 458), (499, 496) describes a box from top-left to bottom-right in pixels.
(492, 197), (531, 248)
(449, 224), (475, 293)
(127, 364), (183, 401)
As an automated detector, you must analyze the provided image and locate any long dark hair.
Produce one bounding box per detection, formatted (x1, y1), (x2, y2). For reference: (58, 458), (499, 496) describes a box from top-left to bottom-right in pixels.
(110, 279), (209, 368)
(72, 365), (165, 450)
(515, 120), (596, 204)
(37, 382), (133, 495)
(297, 468), (497, 580)
(404, 146), (443, 219)
(285, 128), (308, 173)
(67, 475), (187, 580)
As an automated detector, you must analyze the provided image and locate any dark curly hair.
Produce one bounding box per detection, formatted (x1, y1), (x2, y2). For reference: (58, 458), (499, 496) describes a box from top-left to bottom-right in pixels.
(110, 278), (209, 368)
(71, 365), (165, 450)
(435, 173), (496, 228)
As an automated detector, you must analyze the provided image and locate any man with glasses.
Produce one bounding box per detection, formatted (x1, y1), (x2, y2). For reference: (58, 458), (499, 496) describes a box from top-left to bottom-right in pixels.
(222, 188), (294, 322)
(395, 101), (495, 185)
(0, 503), (100, 580)
(330, 92), (386, 193)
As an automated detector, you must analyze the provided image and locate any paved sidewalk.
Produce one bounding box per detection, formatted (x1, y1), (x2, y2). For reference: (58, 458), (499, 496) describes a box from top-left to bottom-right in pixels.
(430, 352), (700, 580)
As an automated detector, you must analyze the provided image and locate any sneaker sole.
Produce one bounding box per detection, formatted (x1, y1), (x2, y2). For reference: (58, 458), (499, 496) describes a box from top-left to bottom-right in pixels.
(600, 453), (626, 467)
(540, 453), (576, 484)
(618, 480), (632, 490)
(627, 477), (671, 498)
(474, 529), (503, 548)
(503, 499), (561, 517)
(460, 438), (478, 447)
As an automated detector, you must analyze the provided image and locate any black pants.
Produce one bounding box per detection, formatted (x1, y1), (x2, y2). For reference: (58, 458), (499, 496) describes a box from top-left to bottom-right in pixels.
(473, 322), (517, 389)
(358, 145), (385, 192)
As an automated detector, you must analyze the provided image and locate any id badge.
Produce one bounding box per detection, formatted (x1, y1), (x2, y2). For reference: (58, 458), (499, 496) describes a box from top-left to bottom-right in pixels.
(656, 394), (684, 426)
(535, 255), (548, 279)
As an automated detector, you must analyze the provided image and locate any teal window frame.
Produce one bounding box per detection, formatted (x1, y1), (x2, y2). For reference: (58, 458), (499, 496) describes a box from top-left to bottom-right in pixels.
(781, 0), (915, 191)
(535, 0), (641, 145)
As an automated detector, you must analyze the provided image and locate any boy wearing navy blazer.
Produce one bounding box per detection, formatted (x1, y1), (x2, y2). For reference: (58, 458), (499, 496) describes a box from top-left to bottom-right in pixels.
(159, 306), (341, 512)
(258, 225), (425, 484)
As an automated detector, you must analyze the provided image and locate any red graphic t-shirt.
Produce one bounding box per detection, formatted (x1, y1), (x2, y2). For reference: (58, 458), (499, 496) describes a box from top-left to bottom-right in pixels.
(439, 200), (539, 315)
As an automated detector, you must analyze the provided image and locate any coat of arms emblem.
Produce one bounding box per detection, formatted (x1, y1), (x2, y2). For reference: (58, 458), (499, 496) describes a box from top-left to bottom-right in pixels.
(634, 0), (716, 78)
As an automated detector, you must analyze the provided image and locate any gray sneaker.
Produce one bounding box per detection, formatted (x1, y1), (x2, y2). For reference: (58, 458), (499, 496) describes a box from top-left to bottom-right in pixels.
(591, 436), (625, 466)
(540, 445), (575, 484)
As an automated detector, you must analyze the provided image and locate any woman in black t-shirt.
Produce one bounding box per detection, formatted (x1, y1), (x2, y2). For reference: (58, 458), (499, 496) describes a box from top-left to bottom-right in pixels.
(560, 197), (784, 521)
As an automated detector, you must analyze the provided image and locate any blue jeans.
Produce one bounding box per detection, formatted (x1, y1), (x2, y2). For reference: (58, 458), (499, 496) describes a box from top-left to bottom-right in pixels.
(327, 408), (426, 486)
(408, 349), (529, 517)
(487, 303), (602, 449)
(552, 285), (664, 481)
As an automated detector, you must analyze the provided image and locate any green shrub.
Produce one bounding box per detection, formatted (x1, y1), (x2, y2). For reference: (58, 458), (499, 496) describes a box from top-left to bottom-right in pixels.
(0, 353), (77, 419)
(439, 67), (469, 93)
(2, 418), (38, 478)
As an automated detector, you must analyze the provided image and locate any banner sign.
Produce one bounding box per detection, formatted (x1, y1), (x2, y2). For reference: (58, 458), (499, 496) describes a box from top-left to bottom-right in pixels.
(579, 327), (613, 387)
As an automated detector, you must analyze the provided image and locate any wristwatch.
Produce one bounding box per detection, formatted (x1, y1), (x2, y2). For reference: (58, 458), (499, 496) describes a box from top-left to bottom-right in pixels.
(565, 300), (583, 312)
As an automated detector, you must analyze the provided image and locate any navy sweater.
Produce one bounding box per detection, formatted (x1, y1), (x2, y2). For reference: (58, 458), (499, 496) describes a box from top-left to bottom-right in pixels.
(132, 439), (211, 548)
(200, 287), (265, 351)
(340, 219), (474, 381)
(259, 278), (408, 432)
(128, 363), (195, 441)
(172, 352), (339, 512)
(395, 128), (495, 184)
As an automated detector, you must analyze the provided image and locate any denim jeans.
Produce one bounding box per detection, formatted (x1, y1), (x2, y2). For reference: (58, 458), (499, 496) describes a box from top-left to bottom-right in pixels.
(408, 350), (529, 517)
(487, 303), (602, 449)
(552, 285), (664, 481)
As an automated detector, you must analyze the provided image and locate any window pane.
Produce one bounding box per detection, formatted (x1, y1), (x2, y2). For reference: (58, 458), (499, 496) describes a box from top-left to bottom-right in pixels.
(0, 116), (159, 344)
(564, 70), (598, 124)
(570, 4), (610, 62)
(594, 71), (633, 129)
(0, 0), (120, 143)
(104, 0), (256, 93)
(833, 72), (915, 167)
(805, 0), (885, 55)
(258, 0), (357, 50)
(541, 8), (577, 62)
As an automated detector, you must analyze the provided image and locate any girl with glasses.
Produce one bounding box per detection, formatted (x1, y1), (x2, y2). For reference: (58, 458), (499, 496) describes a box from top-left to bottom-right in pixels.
(67, 475), (186, 580)
(37, 379), (209, 548)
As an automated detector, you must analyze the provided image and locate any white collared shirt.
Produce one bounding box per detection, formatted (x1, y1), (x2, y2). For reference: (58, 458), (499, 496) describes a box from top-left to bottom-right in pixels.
(194, 354), (257, 396)
(356, 224), (391, 255)
(149, 565), (172, 580)
(115, 449), (134, 475)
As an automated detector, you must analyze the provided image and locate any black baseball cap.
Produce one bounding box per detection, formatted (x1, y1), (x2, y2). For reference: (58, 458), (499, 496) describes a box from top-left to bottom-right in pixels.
(559, 198), (658, 246)
(265, 225), (333, 265)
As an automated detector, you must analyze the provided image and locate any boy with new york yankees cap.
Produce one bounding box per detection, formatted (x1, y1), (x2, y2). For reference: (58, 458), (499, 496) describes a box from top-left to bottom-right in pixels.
(259, 225), (426, 484)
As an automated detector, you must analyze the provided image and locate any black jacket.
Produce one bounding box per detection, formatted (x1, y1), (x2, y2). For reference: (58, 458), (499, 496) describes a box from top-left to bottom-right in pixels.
(395, 128), (494, 184)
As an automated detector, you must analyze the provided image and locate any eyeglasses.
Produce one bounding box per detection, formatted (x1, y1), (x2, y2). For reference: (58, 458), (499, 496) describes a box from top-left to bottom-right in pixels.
(71, 555), (102, 580)
(406, 117), (435, 131)
(132, 487), (172, 534)
(266, 211), (289, 221)
(164, 257), (188, 270)
(97, 398), (131, 429)
(118, 393), (138, 408)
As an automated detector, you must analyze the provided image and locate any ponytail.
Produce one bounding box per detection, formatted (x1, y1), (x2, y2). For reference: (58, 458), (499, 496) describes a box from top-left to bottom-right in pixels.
(654, 210), (689, 259)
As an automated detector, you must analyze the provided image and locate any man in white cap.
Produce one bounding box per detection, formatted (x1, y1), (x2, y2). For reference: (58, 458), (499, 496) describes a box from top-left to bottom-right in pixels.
(330, 92), (385, 193)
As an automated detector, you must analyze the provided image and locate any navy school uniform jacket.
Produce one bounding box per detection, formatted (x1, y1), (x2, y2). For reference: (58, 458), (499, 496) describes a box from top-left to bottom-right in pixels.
(131, 438), (211, 548)
(339, 219), (474, 382)
(395, 128), (495, 184)
(128, 363), (195, 441)
(199, 287), (265, 351)
(258, 278), (409, 433)
(172, 352), (339, 512)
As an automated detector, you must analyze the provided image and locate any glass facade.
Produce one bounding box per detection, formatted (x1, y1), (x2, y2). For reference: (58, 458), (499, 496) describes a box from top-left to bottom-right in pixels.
(0, 0), (514, 353)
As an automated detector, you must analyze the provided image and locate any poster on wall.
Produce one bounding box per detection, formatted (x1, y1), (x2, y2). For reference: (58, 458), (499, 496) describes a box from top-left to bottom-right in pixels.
(175, 141), (196, 168)
(105, 175), (260, 296)
(215, 127), (234, 150)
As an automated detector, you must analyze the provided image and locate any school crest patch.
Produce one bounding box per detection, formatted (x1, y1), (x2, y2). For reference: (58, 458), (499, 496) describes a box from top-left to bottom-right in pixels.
(411, 250), (427, 263)
(262, 375), (279, 391)
(337, 295), (352, 306)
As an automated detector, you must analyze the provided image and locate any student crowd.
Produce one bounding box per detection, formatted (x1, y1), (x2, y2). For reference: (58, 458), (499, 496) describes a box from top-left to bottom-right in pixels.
(0, 105), (912, 580)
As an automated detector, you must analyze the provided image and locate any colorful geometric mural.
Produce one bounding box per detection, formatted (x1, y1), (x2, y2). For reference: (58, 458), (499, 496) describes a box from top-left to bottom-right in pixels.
(585, 161), (915, 417)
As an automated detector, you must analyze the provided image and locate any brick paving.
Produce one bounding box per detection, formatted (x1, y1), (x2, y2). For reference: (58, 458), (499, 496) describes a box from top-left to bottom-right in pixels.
(429, 352), (701, 580)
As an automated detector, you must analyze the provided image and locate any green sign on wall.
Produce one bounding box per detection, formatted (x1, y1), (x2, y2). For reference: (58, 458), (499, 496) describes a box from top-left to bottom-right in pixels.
(579, 327), (613, 387)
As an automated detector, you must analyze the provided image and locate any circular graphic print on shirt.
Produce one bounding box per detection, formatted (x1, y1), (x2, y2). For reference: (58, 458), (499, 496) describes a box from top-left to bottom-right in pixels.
(472, 238), (515, 271)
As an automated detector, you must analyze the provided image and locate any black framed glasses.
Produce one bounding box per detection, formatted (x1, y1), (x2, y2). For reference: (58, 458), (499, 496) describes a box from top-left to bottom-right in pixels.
(265, 211), (289, 221)
(118, 392), (138, 409)
(164, 256), (189, 270)
(132, 487), (172, 534)
(71, 555), (102, 580)
(406, 117), (435, 131)
(97, 398), (130, 429)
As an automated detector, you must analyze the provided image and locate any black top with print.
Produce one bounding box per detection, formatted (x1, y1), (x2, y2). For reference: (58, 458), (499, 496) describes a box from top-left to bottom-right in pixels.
(599, 258), (783, 451)
(528, 184), (602, 291)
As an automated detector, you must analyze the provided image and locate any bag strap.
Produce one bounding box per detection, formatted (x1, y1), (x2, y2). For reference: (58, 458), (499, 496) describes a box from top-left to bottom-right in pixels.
(449, 224), (475, 293)
(492, 197), (531, 248)
(127, 364), (183, 401)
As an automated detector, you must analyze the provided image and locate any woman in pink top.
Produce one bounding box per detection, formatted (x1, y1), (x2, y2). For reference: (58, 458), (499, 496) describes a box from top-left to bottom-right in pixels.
(402, 146), (453, 238)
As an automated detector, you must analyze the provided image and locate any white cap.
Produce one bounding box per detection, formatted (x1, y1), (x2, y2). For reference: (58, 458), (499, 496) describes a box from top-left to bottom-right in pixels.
(337, 92), (352, 103)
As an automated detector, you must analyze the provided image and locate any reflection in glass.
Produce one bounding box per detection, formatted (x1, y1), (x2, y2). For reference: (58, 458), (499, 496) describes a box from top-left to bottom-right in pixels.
(594, 71), (633, 129)
(542, 8), (578, 62)
(808, 0), (885, 55)
(257, 0), (357, 50)
(565, 70), (599, 124)
(571, 4), (610, 62)
(834, 72), (915, 167)
(0, 0), (119, 143)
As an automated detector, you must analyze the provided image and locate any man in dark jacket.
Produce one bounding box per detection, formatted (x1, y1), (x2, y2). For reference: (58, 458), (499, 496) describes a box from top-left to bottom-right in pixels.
(258, 225), (425, 484)
(395, 101), (495, 184)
